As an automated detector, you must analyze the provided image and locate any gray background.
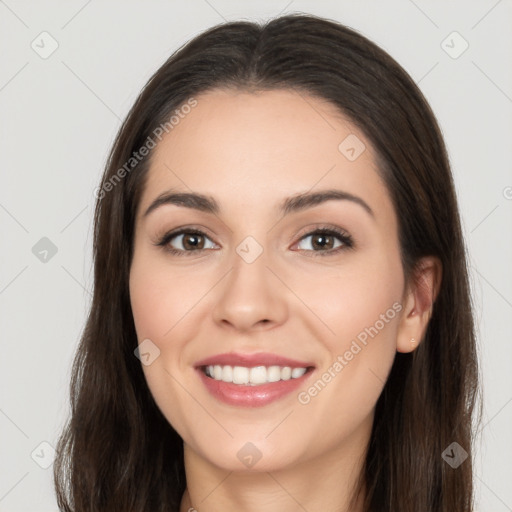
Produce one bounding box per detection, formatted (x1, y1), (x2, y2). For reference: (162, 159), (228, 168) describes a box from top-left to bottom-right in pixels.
(1, 1), (511, 510)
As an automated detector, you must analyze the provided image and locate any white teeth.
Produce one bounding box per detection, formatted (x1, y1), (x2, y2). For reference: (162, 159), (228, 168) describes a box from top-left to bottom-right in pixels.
(213, 365), (223, 380)
(267, 365), (281, 382)
(221, 365), (232, 382)
(291, 367), (307, 378)
(281, 366), (292, 380)
(204, 364), (309, 385)
(233, 366), (249, 384)
(249, 366), (267, 385)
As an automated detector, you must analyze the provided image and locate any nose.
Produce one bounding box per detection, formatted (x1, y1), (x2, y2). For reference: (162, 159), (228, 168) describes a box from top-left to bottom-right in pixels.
(212, 246), (289, 333)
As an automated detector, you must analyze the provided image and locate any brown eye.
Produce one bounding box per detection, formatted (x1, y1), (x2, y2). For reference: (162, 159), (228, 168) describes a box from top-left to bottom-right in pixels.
(180, 233), (205, 250)
(296, 229), (353, 254)
(311, 233), (336, 250)
(156, 229), (217, 255)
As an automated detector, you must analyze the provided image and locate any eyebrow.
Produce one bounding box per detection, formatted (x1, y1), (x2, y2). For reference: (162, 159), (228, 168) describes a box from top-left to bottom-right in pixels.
(143, 188), (375, 219)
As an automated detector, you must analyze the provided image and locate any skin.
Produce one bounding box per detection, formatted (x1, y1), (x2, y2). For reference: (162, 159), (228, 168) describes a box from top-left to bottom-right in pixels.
(129, 88), (441, 512)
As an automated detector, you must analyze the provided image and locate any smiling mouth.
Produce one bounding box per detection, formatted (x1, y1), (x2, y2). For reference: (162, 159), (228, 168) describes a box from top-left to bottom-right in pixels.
(200, 364), (315, 386)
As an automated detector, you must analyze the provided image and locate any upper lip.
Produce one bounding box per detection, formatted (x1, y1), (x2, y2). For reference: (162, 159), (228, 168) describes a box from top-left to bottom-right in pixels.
(194, 352), (315, 369)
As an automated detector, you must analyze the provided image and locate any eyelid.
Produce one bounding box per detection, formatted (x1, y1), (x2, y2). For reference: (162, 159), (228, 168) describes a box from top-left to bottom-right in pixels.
(293, 223), (351, 241)
(153, 224), (216, 243)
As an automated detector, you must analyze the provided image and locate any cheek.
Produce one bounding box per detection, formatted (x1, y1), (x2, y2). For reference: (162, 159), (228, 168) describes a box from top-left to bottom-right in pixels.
(325, 258), (403, 391)
(291, 276), (402, 444)
(296, 252), (404, 408)
(295, 254), (403, 346)
(129, 255), (197, 345)
(129, 258), (203, 437)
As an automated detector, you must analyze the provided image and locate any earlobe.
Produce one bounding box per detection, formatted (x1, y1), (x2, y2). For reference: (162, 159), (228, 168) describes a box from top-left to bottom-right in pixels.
(396, 256), (442, 353)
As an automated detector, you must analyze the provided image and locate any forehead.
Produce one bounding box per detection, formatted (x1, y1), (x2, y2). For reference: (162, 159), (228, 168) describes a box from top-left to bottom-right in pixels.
(138, 88), (395, 227)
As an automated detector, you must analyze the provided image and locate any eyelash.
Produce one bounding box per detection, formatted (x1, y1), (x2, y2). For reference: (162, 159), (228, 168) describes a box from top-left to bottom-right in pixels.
(154, 224), (354, 258)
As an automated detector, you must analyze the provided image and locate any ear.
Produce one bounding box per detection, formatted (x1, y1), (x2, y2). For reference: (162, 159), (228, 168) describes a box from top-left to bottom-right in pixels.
(396, 256), (442, 353)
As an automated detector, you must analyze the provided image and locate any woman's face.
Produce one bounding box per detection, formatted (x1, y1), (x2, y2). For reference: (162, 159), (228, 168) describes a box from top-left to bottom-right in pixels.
(129, 88), (407, 472)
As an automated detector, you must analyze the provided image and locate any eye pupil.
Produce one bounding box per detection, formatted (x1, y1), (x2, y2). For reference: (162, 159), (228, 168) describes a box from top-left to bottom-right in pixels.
(312, 234), (333, 250)
(183, 234), (204, 250)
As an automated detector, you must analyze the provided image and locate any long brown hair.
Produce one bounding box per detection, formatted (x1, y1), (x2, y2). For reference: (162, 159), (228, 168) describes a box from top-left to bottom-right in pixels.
(53, 13), (482, 511)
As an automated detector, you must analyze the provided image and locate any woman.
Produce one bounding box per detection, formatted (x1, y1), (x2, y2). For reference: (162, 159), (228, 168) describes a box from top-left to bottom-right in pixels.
(53, 13), (481, 512)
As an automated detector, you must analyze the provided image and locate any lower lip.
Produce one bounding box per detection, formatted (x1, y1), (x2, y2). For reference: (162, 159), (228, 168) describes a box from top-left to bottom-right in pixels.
(196, 368), (314, 407)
